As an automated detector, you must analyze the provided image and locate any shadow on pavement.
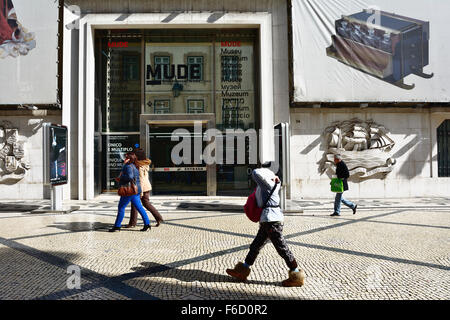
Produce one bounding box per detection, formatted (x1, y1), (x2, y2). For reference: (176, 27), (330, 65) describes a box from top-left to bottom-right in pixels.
(131, 261), (280, 286)
(170, 202), (244, 212)
(0, 203), (42, 212)
(48, 221), (113, 232)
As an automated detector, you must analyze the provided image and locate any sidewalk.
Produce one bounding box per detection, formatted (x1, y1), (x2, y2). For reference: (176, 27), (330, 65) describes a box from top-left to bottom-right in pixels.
(0, 196), (449, 214)
(0, 195), (449, 300)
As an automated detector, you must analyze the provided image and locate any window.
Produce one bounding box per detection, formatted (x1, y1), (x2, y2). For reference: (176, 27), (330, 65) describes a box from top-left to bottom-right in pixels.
(187, 100), (205, 114)
(121, 100), (140, 129)
(122, 55), (139, 81)
(438, 120), (450, 177)
(221, 55), (240, 82)
(187, 56), (203, 81)
(154, 100), (170, 114)
(154, 56), (170, 81)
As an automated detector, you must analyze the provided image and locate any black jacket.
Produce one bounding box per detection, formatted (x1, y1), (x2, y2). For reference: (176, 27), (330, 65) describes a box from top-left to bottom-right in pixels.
(336, 160), (350, 191)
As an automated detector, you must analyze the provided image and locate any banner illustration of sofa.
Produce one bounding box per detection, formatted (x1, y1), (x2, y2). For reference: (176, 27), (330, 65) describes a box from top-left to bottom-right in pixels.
(326, 9), (433, 90)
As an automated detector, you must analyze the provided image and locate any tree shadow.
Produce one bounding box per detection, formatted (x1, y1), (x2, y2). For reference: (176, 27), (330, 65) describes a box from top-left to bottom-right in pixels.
(131, 261), (280, 286)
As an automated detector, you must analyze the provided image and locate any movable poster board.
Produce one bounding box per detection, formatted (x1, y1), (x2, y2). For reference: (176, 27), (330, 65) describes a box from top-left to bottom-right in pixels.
(44, 123), (67, 186)
(0, 0), (60, 105)
(291, 0), (450, 102)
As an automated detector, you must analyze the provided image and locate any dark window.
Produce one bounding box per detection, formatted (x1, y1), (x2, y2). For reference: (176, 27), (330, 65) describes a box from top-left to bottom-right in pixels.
(187, 56), (203, 81)
(122, 54), (140, 81)
(154, 56), (170, 81)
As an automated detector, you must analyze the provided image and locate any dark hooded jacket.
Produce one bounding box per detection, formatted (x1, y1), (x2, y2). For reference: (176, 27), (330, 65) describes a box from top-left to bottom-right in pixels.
(336, 160), (350, 191)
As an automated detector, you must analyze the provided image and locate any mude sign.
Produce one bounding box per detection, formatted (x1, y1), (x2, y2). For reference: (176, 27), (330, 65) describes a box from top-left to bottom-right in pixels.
(146, 63), (201, 85)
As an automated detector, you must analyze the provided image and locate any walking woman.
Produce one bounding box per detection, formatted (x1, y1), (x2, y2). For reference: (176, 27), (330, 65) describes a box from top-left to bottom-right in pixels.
(125, 148), (164, 228)
(109, 152), (152, 232)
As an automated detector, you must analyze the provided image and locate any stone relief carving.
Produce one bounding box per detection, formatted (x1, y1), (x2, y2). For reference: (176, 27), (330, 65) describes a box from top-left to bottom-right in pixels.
(318, 118), (396, 181)
(0, 120), (30, 183)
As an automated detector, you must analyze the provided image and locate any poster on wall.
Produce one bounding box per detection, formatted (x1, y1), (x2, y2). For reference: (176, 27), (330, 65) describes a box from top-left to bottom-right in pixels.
(0, 0), (59, 105)
(102, 135), (139, 190)
(291, 0), (450, 102)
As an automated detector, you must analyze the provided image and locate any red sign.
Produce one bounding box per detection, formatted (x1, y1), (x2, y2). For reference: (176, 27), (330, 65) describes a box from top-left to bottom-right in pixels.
(221, 41), (241, 47)
(108, 42), (128, 48)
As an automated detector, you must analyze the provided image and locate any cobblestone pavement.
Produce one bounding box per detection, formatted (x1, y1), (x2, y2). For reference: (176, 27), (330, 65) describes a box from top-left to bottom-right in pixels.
(0, 199), (449, 300)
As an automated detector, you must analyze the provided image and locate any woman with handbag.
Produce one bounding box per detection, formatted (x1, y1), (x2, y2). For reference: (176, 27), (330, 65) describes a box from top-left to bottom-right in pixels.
(109, 152), (152, 232)
(125, 148), (164, 228)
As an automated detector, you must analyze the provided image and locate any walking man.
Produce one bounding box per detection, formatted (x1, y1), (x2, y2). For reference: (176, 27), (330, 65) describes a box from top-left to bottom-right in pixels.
(330, 154), (357, 216)
(226, 163), (306, 287)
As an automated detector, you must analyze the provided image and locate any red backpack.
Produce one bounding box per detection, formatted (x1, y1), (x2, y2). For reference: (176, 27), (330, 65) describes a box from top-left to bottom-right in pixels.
(244, 182), (279, 223)
(244, 190), (263, 222)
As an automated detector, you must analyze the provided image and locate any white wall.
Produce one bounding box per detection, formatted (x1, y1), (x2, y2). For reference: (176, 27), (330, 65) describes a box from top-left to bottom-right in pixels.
(290, 108), (450, 199)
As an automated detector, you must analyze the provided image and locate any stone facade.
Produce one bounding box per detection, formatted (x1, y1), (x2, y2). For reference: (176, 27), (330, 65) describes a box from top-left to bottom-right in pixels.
(290, 108), (450, 199)
(0, 112), (60, 200)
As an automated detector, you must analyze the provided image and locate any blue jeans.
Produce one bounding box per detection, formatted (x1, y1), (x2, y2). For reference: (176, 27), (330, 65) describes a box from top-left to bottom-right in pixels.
(114, 194), (150, 227)
(334, 192), (355, 215)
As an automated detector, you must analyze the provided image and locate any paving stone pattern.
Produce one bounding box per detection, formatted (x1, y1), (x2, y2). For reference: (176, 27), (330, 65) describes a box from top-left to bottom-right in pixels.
(0, 200), (449, 300)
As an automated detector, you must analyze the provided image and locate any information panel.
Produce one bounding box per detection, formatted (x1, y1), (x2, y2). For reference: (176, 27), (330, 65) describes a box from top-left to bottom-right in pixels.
(47, 124), (67, 186)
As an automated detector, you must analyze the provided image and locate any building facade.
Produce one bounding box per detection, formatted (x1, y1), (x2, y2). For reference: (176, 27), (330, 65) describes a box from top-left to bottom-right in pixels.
(0, 0), (449, 200)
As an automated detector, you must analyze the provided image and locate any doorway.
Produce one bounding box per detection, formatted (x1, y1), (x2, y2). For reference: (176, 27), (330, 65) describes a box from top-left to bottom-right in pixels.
(140, 114), (216, 196)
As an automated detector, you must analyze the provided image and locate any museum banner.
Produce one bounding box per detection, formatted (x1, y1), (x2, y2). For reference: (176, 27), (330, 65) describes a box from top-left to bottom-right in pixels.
(291, 0), (450, 102)
(0, 0), (59, 105)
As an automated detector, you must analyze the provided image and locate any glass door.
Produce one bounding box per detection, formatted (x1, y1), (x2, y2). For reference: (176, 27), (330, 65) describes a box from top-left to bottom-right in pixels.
(147, 123), (208, 195)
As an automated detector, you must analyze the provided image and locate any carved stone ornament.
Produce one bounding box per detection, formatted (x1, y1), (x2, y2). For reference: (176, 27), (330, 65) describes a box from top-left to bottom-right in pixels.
(318, 118), (397, 181)
(0, 120), (30, 183)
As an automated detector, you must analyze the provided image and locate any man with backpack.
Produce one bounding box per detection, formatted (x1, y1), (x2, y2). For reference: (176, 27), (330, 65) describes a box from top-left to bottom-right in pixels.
(226, 162), (306, 287)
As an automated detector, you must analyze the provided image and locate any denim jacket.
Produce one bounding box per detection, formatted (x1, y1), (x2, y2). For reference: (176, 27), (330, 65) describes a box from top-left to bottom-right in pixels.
(119, 163), (142, 195)
(252, 168), (283, 223)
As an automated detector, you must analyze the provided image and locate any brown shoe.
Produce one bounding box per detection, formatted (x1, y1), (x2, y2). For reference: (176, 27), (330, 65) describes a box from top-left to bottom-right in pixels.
(226, 262), (251, 281)
(123, 224), (136, 229)
(155, 218), (164, 227)
(282, 270), (306, 287)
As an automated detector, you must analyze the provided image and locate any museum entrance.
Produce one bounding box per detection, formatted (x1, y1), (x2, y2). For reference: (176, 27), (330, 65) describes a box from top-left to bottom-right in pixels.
(141, 114), (216, 196)
(94, 28), (258, 196)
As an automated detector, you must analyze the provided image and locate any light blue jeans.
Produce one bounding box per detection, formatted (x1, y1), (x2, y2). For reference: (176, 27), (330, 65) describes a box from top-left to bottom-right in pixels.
(114, 194), (150, 227)
(334, 192), (355, 215)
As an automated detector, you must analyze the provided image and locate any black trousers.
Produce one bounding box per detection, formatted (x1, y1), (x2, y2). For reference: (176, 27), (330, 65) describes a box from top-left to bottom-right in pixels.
(245, 222), (298, 270)
(129, 191), (163, 226)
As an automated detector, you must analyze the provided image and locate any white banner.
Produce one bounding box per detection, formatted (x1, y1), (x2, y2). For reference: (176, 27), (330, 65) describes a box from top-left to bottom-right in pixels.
(292, 0), (450, 102)
(0, 0), (59, 105)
